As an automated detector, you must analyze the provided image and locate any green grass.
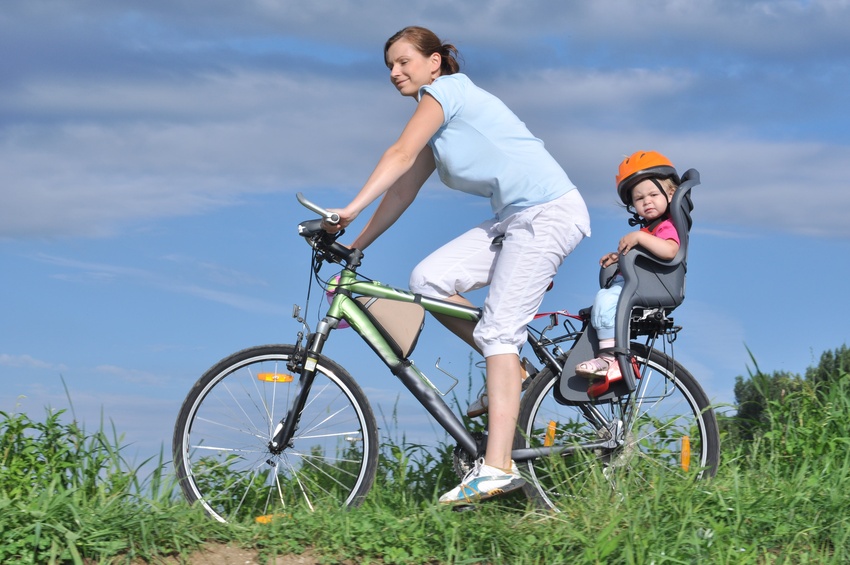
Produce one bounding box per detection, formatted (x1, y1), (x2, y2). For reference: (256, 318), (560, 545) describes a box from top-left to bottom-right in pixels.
(3, 372), (850, 563)
(0, 408), (230, 564)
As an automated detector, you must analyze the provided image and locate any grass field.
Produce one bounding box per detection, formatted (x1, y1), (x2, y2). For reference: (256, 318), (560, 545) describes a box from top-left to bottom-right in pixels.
(2, 366), (849, 564)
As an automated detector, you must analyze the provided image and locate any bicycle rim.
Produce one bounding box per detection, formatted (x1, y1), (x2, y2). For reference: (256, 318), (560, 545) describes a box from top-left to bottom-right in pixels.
(172, 345), (378, 523)
(517, 344), (719, 511)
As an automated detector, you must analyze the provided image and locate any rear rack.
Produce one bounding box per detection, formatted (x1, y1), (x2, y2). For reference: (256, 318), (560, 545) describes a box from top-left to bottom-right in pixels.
(630, 307), (680, 339)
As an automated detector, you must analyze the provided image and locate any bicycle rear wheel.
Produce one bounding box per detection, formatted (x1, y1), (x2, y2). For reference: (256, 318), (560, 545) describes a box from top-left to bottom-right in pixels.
(173, 344), (378, 523)
(516, 343), (719, 510)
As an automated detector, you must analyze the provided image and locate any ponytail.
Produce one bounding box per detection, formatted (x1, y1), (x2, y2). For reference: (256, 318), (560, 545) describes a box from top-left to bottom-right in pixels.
(439, 43), (460, 75)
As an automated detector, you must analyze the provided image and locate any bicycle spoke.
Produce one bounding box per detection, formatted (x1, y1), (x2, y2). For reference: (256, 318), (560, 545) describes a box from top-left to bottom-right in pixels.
(173, 346), (378, 522)
(517, 344), (719, 511)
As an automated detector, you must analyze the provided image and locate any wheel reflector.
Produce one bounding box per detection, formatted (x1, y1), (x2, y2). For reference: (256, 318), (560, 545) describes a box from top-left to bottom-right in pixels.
(257, 372), (294, 383)
(255, 513), (289, 524)
(681, 436), (691, 472)
(544, 421), (556, 447)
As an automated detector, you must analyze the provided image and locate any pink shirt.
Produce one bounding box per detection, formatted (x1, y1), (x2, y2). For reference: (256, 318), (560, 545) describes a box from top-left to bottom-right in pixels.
(642, 218), (680, 246)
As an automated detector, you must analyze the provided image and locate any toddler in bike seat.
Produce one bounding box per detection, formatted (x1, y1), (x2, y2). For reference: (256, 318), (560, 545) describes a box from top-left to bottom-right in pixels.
(577, 150), (681, 381)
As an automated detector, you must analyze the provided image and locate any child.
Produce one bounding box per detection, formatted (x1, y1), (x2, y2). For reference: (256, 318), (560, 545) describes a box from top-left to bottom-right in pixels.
(576, 151), (680, 380)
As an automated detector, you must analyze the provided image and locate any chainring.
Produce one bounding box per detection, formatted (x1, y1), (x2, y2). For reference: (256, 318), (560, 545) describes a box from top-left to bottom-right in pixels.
(452, 431), (487, 479)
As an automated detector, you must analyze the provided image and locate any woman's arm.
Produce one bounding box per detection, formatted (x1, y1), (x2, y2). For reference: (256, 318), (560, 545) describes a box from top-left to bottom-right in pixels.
(329, 94), (444, 241)
(350, 146), (435, 250)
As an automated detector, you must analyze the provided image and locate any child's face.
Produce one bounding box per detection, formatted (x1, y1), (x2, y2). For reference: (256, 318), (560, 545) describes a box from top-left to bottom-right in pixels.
(631, 179), (670, 221)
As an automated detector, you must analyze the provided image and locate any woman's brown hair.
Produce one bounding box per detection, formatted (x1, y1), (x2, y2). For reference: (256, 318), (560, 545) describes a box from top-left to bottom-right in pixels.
(384, 26), (460, 75)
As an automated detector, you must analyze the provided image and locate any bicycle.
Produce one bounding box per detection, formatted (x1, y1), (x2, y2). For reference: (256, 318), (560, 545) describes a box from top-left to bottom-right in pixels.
(172, 171), (719, 522)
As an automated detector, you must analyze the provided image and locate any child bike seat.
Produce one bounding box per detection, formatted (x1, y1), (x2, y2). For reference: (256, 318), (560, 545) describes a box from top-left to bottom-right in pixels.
(607, 168), (700, 390)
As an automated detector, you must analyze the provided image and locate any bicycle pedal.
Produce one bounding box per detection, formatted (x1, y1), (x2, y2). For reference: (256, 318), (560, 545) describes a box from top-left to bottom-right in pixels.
(451, 503), (478, 513)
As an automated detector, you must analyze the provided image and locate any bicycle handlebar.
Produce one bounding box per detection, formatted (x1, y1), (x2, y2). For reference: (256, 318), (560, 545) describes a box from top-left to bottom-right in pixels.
(296, 192), (340, 225)
(296, 194), (363, 268)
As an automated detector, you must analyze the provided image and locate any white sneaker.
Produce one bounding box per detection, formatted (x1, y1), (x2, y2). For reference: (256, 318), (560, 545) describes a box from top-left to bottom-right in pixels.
(438, 458), (525, 504)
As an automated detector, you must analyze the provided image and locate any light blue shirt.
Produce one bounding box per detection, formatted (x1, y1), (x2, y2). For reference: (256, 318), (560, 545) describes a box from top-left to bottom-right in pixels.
(419, 73), (575, 218)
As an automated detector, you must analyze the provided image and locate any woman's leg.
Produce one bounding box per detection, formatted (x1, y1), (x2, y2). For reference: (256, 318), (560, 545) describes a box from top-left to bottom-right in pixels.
(475, 191), (589, 469)
(409, 219), (499, 353)
(432, 295), (480, 353)
(419, 191), (591, 502)
(482, 353), (523, 469)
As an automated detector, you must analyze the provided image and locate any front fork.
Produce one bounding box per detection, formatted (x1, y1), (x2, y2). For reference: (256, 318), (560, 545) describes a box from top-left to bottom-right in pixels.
(268, 319), (333, 454)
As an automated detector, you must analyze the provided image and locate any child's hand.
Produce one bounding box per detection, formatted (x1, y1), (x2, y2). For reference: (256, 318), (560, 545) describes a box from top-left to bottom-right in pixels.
(618, 230), (679, 261)
(600, 252), (619, 267)
(618, 231), (643, 255)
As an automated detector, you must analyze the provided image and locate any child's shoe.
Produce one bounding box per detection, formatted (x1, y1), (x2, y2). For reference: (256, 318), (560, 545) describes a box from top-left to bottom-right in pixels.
(576, 355), (619, 379)
(576, 355), (621, 380)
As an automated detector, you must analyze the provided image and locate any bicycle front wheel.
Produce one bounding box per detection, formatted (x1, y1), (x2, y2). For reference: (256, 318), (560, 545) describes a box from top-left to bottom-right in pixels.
(516, 343), (719, 510)
(172, 344), (378, 523)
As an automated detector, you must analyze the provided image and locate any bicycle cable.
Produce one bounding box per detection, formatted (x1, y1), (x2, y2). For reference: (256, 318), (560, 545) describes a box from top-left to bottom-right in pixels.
(307, 243), (381, 329)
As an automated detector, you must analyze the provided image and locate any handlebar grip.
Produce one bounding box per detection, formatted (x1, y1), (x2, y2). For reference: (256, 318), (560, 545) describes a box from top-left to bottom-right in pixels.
(296, 192), (340, 225)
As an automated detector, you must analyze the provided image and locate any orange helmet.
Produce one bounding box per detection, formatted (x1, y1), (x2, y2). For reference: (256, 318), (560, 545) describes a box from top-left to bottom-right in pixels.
(615, 151), (679, 205)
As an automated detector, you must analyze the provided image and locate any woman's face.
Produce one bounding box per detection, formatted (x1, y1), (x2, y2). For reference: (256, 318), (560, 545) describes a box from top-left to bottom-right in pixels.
(386, 39), (441, 97)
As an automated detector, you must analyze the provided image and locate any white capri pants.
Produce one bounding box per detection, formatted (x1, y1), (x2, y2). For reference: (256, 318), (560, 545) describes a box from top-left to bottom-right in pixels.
(409, 190), (591, 358)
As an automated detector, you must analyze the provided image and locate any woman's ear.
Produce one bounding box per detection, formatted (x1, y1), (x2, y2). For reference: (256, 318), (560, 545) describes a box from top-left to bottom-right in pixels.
(430, 52), (442, 75)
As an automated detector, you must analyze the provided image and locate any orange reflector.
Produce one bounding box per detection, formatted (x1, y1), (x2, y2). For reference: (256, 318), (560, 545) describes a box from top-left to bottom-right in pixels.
(544, 421), (556, 447)
(681, 436), (691, 472)
(257, 372), (294, 383)
(255, 513), (290, 524)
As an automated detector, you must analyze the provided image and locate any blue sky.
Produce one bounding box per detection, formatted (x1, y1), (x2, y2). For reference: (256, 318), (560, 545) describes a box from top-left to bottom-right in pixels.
(2, 1), (849, 464)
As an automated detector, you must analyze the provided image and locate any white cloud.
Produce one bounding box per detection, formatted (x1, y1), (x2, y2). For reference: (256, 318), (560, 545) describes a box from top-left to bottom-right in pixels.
(0, 70), (400, 238)
(32, 253), (289, 314)
(95, 364), (169, 386)
(1, 1), (848, 240)
(0, 353), (67, 371)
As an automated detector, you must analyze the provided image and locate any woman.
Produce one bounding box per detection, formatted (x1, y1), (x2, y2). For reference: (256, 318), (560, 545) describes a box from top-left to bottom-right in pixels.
(327, 26), (591, 504)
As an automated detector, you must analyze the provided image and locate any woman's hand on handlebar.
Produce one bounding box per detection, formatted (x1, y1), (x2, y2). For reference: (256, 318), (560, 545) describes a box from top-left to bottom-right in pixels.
(323, 206), (357, 233)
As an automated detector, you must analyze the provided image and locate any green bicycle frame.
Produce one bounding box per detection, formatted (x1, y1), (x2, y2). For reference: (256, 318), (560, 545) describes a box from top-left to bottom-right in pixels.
(302, 268), (615, 461)
(327, 269), (477, 365)
(318, 268), (483, 455)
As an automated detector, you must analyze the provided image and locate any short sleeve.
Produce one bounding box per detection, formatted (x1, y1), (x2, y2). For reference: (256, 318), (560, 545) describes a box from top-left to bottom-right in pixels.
(654, 220), (680, 245)
(419, 74), (469, 125)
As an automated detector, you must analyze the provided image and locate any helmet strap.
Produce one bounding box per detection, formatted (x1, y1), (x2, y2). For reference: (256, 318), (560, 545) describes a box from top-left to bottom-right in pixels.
(650, 178), (670, 205)
(644, 213), (670, 233)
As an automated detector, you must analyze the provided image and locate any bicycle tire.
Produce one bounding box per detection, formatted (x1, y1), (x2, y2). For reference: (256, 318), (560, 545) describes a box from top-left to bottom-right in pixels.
(172, 344), (378, 522)
(515, 343), (720, 510)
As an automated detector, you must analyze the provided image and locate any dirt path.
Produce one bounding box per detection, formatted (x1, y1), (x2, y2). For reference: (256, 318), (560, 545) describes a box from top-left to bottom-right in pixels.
(125, 543), (356, 564)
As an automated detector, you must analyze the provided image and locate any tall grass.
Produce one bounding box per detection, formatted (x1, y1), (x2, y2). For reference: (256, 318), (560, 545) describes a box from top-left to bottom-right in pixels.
(246, 371), (850, 564)
(2, 369), (849, 563)
(0, 408), (228, 564)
